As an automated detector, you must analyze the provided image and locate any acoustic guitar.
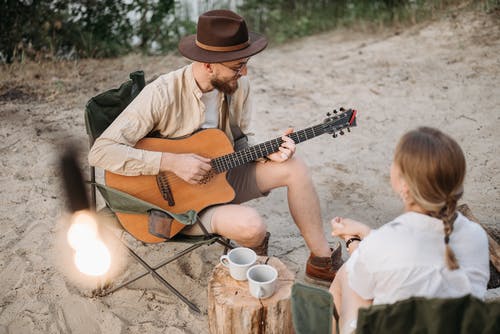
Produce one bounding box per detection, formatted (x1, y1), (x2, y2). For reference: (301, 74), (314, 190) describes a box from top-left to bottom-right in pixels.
(105, 108), (357, 243)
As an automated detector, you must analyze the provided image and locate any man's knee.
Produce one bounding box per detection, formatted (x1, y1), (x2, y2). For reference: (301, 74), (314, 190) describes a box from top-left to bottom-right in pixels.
(283, 156), (311, 180)
(239, 211), (267, 244)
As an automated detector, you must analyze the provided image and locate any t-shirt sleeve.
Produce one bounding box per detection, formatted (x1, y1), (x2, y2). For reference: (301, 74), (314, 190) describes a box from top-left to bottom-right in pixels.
(346, 236), (376, 300)
(452, 216), (490, 299)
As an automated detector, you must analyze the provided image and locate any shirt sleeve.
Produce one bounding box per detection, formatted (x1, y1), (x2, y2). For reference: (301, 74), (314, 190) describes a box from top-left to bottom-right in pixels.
(452, 216), (490, 299)
(88, 82), (164, 176)
(346, 234), (377, 300)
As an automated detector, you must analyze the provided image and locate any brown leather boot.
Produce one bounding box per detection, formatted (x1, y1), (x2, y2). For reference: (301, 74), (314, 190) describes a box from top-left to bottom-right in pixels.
(249, 232), (270, 256)
(305, 244), (343, 285)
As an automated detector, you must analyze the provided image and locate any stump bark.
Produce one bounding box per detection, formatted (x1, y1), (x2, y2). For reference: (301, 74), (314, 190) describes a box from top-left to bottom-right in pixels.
(208, 256), (295, 334)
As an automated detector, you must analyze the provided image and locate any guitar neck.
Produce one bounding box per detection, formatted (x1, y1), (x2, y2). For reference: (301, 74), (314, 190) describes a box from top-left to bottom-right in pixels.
(211, 123), (327, 173)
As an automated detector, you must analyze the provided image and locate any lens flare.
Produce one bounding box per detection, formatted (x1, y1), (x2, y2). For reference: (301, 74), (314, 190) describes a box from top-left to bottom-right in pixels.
(67, 211), (98, 250)
(66, 210), (111, 277)
(74, 240), (111, 276)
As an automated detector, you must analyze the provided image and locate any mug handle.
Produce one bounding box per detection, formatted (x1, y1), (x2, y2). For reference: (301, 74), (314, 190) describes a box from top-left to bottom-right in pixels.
(220, 255), (230, 267)
(257, 286), (265, 298)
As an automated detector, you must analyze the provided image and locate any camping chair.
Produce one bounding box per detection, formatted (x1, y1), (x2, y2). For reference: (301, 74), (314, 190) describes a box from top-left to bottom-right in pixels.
(291, 282), (500, 334)
(292, 204), (500, 333)
(84, 70), (232, 313)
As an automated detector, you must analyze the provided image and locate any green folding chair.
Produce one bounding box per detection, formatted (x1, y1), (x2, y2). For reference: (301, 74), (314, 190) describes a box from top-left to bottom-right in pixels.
(291, 282), (500, 334)
(84, 70), (232, 313)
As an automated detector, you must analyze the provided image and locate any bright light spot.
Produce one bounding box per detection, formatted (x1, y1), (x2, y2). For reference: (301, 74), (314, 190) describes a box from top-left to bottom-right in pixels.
(66, 210), (111, 277)
(67, 211), (98, 250)
(74, 240), (111, 276)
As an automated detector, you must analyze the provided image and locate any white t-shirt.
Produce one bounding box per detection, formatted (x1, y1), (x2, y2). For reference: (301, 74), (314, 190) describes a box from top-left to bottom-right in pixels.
(346, 211), (490, 305)
(200, 89), (220, 129)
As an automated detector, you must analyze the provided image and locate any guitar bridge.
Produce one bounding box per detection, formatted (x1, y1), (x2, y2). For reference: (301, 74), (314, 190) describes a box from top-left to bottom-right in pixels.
(156, 173), (175, 206)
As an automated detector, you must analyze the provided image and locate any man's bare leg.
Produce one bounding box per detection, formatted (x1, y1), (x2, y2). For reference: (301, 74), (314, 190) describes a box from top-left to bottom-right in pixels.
(255, 157), (331, 257)
(210, 204), (267, 247)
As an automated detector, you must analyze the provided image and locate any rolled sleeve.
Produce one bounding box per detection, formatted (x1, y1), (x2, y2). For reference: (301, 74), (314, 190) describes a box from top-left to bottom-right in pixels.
(88, 81), (163, 175)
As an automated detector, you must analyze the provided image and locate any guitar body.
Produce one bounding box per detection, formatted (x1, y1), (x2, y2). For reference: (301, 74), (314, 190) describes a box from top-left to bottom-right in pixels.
(105, 129), (236, 243)
(104, 108), (358, 243)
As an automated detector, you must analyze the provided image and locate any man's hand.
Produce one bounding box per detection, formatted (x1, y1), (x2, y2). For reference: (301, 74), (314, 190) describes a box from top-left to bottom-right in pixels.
(267, 128), (296, 162)
(160, 152), (212, 184)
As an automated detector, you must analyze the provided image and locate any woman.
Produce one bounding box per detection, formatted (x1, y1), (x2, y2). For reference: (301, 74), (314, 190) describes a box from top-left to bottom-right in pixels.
(329, 127), (490, 333)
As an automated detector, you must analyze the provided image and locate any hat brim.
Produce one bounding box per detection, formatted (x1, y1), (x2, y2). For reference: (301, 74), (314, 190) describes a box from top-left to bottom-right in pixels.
(178, 31), (268, 63)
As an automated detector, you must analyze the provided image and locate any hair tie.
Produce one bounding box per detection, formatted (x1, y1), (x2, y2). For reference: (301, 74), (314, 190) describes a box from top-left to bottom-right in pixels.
(444, 235), (450, 244)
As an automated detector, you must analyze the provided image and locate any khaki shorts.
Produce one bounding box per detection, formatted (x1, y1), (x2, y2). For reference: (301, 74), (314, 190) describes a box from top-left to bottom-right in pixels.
(181, 162), (268, 235)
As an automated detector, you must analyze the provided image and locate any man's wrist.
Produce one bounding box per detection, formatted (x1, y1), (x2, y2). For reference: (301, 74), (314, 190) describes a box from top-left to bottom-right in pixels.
(160, 152), (175, 172)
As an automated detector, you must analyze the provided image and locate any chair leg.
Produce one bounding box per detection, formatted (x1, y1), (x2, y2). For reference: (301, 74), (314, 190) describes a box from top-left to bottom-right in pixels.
(98, 234), (205, 313)
(216, 237), (233, 255)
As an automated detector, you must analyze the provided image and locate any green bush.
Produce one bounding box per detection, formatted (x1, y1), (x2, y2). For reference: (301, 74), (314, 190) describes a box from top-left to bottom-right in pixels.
(0, 0), (192, 63)
(0, 0), (497, 62)
(238, 0), (499, 44)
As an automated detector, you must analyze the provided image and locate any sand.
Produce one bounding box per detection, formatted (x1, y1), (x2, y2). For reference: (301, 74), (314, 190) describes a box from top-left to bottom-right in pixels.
(0, 9), (499, 334)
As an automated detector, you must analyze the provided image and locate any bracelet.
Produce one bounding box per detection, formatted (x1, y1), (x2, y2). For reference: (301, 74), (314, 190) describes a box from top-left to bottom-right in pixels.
(345, 236), (361, 249)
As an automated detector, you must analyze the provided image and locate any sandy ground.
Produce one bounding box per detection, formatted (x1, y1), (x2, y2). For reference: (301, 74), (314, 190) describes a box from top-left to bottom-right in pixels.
(0, 9), (499, 334)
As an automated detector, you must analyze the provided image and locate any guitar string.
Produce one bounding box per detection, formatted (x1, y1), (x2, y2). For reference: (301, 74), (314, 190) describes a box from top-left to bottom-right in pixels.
(159, 124), (324, 187)
(152, 131), (311, 188)
(152, 120), (350, 188)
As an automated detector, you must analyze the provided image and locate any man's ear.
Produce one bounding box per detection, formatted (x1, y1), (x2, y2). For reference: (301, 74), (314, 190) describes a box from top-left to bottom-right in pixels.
(203, 62), (214, 74)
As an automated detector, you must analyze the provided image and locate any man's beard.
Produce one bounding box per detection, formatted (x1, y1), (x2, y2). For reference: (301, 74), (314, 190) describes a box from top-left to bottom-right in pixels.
(211, 77), (239, 95)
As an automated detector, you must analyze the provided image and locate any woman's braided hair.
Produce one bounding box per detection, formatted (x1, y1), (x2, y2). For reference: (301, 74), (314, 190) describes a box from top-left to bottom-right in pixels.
(394, 127), (466, 270)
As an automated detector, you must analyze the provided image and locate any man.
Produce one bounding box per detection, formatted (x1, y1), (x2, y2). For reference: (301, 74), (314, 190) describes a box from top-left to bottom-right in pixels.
(89, 9), (342, 284)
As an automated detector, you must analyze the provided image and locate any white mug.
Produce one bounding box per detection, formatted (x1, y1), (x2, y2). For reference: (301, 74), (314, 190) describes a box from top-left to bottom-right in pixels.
(247, 264), (278, 299)
(220, 247), (257, 281)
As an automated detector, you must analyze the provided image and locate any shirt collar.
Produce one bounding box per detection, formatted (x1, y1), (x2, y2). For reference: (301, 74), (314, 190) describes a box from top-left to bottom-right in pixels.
(186, 63), (203, 99)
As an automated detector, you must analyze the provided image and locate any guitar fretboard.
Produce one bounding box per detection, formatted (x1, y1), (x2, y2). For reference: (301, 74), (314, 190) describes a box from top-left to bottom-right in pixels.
(211, 123), (327, 173)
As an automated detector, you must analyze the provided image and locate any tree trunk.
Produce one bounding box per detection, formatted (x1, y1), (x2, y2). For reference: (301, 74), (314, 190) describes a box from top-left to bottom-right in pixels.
(208, 256), (295, 334)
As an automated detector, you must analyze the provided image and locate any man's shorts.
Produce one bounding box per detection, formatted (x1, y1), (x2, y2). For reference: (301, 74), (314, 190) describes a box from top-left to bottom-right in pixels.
(181, 162), (268, 235)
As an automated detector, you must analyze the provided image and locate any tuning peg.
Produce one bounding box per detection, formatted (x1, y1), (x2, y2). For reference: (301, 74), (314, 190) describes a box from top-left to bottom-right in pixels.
(332, 133), (337, 138)
(347, 127), (351, 132)
(333, 109), (338, 114)
(340, 130), (345, 135)
(326, 112), (331, 116)
(340, 107), (345, 112)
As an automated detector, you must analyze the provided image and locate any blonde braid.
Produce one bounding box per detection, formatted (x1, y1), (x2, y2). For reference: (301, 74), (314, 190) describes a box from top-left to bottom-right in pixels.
(439, 194), (461, 270)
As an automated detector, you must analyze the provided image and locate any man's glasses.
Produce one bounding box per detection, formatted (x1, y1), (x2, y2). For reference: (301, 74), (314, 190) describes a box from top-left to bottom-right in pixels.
(220, 60), (249, 77)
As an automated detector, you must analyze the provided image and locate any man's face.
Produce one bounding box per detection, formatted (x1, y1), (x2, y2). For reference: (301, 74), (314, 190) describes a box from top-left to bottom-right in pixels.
(211, 58), (249, 95)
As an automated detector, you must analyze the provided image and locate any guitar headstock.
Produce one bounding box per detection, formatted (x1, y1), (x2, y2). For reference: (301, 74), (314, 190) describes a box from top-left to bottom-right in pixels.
(323, 107), (357, 138)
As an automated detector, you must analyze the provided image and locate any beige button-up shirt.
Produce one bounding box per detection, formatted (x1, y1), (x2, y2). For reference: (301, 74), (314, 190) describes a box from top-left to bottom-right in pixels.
(88, 64), (253, 176)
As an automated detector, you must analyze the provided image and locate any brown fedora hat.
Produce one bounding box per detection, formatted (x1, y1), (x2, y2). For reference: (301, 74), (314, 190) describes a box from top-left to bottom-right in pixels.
(178, 9), (268, 63)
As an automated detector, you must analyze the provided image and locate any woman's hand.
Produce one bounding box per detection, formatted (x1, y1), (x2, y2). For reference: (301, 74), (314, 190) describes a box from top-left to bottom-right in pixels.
(331, 217), (371, 241)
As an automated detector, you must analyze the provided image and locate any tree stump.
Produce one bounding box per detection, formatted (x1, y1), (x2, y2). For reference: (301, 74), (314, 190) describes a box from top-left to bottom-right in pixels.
(208, 256), (295, 334)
